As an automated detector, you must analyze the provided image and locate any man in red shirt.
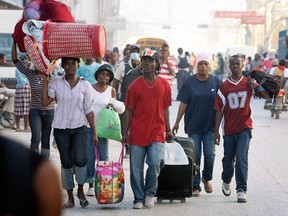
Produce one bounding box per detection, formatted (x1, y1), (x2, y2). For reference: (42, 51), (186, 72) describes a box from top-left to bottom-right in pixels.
(214, 55), (268, 203)
(122, 50), (172, 209)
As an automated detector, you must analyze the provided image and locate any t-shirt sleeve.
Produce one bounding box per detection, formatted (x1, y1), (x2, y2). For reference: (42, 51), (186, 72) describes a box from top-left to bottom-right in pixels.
(163, 81), (172, 108)
(176, 79), (189, 104)
(214, 87), (225, 112)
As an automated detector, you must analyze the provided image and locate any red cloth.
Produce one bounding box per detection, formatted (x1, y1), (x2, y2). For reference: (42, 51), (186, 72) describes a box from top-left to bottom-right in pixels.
(12, 0), (75, 52)
(125, 77), (172, 146)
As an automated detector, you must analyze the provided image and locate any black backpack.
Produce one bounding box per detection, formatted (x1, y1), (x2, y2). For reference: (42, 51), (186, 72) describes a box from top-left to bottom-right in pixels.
(120, 68), (142, 102)
(178, 56), (190, 69)
(243, 69), (281, 98)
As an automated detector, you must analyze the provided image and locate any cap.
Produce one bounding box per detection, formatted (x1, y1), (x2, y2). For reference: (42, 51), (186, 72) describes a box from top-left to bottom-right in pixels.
(22, 19), (45, 36)
(196, 52), (211, 65)
(130, 43), (140, 51)
(94, 64), (114, 84)
(130, 52), (140, 61)
(141, 50), (160, 61)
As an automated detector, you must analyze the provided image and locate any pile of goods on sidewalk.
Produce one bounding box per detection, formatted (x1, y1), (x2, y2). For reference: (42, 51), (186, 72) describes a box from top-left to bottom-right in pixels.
(12, 0), (106, 77)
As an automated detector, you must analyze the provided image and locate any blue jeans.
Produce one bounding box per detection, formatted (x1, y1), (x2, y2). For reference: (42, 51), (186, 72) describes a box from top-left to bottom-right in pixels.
(177, 70), (190, 92)
(29, 109), (54, 157)
(129, 142), (164, 204)
(54, 126), (87, 189)
(188, 130), (215, 191)
(86, 128), (109, 184)
(222, 129), (251, 192)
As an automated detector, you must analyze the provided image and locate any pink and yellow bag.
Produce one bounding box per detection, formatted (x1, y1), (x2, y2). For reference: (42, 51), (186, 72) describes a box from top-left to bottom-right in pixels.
(94, 144), (125, 204)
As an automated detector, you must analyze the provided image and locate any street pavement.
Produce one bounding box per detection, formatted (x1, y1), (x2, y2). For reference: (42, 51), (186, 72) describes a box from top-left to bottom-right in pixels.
(1, 85), (288, 216)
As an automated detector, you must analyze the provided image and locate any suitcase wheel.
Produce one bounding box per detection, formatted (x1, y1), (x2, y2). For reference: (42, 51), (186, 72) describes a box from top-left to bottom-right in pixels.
(180, 198), (186, 203)
(157, 197), (163, 203)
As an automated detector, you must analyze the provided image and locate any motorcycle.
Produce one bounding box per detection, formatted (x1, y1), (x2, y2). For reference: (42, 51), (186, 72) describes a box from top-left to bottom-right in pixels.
(264, 89), (287, 119)
(0, 88), (16, 128)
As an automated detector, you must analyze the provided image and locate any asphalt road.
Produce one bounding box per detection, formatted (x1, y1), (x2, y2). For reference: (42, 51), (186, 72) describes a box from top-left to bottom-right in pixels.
(1, 89), (288, 216)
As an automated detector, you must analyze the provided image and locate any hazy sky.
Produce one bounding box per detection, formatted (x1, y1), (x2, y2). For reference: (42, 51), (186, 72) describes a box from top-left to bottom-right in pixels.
(119, 0), (247, 54)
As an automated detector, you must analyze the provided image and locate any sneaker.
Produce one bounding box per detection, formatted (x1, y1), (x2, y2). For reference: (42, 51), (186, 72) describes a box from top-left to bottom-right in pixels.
(133, 202), (143, 209)
(222, 182), (231, 196)
(144, 196), (154, 208)
(86, 187), (95, 196)
(237, 189), (247, 203)
(202, 178), (213, 193)
(192, 189), (200, 197)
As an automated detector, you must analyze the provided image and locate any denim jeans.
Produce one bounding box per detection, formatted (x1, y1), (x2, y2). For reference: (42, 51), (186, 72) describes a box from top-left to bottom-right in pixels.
(177, 70), (190, 92)
(86, 128), (109, 184)
(54, 126), (87, 189)
(188, 130), (215, 191)
(129, 142), (164, 204)
(222, 129), (251, 192)
(29, 109), (54, 157)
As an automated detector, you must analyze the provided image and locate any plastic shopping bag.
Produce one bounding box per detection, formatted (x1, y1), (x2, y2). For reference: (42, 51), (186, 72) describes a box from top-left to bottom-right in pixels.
(96, 106), (122, 142)
(164, 142), (189, 165)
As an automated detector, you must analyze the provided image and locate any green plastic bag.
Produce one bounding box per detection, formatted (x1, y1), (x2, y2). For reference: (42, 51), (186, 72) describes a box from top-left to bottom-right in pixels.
(96, 106), (122, 142)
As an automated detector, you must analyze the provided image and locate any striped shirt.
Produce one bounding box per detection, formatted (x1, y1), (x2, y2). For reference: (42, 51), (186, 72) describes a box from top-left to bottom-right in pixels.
(48, 77), (94, 129)
(14, 60), (55, 110)
(158, 56), (176, 90)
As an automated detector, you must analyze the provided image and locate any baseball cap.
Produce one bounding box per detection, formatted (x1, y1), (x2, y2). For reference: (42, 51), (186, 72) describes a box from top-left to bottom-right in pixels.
(141, 50), (160, 61)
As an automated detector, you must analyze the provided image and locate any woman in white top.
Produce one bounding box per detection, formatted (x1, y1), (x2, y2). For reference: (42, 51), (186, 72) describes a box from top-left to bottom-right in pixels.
(42, 57), (97, 209)
(86, 64), (125, 196)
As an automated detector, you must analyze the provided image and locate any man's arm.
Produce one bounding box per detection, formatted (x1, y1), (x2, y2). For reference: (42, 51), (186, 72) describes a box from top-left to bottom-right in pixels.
(214, 110), (223, 145)
(164, 107), (173, 141)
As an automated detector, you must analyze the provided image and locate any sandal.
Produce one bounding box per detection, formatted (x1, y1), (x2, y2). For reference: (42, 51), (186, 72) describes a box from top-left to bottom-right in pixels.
(77, 194), (89, 208)
(62, 200), (75, 209)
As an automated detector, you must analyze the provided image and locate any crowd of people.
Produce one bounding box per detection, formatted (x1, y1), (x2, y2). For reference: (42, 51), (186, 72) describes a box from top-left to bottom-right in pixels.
(2, 38), (288, 214)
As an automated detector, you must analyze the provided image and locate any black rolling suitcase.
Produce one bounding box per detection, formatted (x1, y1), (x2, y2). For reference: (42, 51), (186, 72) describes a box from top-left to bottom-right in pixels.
(156, 136), (197, 203)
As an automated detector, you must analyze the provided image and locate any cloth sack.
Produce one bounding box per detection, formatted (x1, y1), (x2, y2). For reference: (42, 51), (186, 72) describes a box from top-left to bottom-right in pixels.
(164, 142), (189, 165)
(94, 145), (125, 204)
(96, 106), (122, 142)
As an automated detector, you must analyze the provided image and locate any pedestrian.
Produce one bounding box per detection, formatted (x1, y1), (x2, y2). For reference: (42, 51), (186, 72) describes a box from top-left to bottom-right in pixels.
(159, 44), (176, 97)
(77, 58), (100, 84)
(214, 54), (269, 203)
(0, 53), (7, 66)
(0, 135), (62, 216)
(108, 51), (119, 73)
(214, 52), (224, 81)
(85, 64), (125, 197)
(172, 52), (222, 197)
(41, 57), (97, 209)
(12, 39), (54, 158)
(250, 53), (263, 71)
(261, 52), (275, 72)
(113, 43), (141, 95)
(14, 54), (31, 132)
(122, 50), (173, 209)
(175, 47), (192, 93)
